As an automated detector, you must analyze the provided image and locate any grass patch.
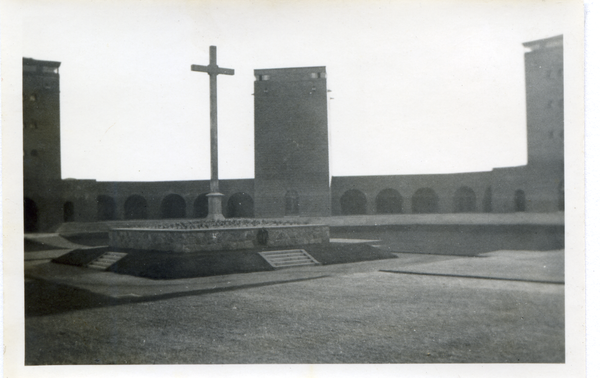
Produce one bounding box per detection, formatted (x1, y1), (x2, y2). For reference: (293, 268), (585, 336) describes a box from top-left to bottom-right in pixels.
(303, 243), (397, 265)
(108, 249), (274, 280)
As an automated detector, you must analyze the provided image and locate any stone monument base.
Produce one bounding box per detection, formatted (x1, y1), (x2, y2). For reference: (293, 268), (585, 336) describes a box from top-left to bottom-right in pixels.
(109, 220), (329, 253)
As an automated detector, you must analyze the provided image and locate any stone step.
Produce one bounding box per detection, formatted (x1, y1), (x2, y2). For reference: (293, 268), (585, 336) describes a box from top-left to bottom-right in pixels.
(265, 260), (316, 268)
(258, 249), (319, 269)
(271, 261), (316, 267)
(86, 251), (128, 270)
(264, 252), (311, 257)
(267, 257), (313, 263)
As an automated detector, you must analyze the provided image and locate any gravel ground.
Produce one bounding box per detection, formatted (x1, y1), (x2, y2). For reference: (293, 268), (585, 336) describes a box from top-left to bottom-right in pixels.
(25, 249), (564, 364)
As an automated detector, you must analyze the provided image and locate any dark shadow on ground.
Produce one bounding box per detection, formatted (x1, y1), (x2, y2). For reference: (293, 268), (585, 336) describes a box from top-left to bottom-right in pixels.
(25, 279), (115, 317)
(25, 275), (331, 317)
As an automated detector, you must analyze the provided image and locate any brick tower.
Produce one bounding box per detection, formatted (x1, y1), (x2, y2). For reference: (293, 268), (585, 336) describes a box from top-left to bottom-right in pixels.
(491, 35), (564, 212)
(254, 66), (331, 218)
(23, 58), (63, 231)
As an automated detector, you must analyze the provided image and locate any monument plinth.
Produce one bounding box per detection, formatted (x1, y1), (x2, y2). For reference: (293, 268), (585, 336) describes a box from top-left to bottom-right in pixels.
(206, 193), (225, 221)
(109, 220), (330, 254)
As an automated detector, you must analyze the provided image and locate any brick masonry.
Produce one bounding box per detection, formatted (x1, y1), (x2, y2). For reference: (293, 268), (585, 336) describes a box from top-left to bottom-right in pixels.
(109, 224), (330, 253)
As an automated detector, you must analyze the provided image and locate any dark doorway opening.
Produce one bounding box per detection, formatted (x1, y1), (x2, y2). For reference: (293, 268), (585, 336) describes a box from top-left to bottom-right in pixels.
(24, 197), (39, 232)
(63, 201), (75, 222)
(194, 194), (209, 218)
(227, 192), (254, 218)
(483, 186), (493, 213)
(341, 189), (367, 215)
(285, 190), (300, 216)
(160, 194), (186, 219)
(514, 189), (526, 212)
(97, 195), (117, 221)
(412, 188), (439, 214)
(375, 188), (402, 214)
(453, 186), (476, 213)
(125, 195), (148, 220)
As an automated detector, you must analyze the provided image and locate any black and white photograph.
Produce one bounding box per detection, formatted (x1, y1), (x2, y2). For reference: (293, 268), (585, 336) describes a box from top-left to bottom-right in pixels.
(1, 0), (586, 377)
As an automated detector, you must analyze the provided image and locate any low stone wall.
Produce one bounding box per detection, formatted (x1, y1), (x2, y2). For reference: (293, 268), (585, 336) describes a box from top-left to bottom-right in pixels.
(109, 224), (330, 253)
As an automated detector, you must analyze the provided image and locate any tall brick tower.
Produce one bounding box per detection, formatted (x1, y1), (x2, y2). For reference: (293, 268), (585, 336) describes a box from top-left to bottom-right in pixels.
(523, 35), (564, 168)
(523, 35), (564, 211)
(491, 35), (564, 212)
(254, 66), (331, 218)
(23, 58), (63, 231)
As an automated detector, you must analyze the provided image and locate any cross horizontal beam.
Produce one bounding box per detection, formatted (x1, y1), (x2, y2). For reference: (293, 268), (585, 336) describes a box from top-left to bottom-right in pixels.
(191, 64), (234, 76)
(191, 45), (234, 76)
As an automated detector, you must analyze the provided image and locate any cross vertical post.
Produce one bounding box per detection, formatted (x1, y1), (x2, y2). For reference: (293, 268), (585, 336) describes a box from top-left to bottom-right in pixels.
(191, 46), (235, 221)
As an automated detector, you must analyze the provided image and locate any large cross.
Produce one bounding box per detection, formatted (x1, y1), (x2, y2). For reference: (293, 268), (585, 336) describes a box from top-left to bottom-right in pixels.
(192, 46), (235, 220)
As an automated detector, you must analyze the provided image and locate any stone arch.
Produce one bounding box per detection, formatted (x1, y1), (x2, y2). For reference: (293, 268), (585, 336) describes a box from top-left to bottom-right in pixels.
(514, 189), (526, 212)
(558, 180), (564, 211)
(160, 194), (186, 219)
(453, 186), (476, 213)
(63, 201), (75, 222)
(97, 195), (116, 221)
(24, 197), (39, 232)
(340, 189), (367, 215)
(482, 186), (493, 213)
(227, 192), (254, 218)
(194, 193), (209, 218)
(411, 188), (439, 214)
(375, 188), (402, 214)
(285, 190), (300, 216)
(124, 195), (148, 220)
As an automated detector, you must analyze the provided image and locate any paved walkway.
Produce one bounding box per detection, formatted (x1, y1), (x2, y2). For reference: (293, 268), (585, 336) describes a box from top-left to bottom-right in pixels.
(23, 234), (565, 364)
(24, 249), (565, 365)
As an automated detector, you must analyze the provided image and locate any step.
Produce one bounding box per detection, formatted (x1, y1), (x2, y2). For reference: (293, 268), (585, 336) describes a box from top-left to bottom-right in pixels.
(86, 251), (128, 270)
(268, 256), (312, 261)
(267, 255), (312, 260)
(267, 258), (313, 264)
(271, 261), (316, 267)
(258, 249), (320, 269)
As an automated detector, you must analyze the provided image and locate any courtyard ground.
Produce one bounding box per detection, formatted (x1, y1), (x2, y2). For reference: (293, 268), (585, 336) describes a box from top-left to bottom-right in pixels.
(23, 231), (564, 365)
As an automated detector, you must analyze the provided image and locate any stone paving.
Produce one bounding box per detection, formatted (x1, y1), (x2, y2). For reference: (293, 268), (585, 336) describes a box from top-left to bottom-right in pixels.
(23, 234), (565, 365)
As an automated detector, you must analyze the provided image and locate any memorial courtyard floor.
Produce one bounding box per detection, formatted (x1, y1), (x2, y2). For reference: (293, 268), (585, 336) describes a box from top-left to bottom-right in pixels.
(23, 231), (564, 365)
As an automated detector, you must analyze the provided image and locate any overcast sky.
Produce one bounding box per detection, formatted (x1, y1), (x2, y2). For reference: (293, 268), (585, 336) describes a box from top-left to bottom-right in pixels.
(21, 0), (568, 182)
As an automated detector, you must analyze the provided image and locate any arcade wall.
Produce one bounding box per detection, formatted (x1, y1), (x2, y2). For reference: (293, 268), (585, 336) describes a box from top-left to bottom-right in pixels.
(23, 36), (564, 232)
